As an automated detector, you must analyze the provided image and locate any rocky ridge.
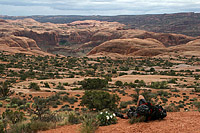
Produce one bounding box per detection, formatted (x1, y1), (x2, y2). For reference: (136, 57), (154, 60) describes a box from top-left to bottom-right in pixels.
(0, 18), (200, 57)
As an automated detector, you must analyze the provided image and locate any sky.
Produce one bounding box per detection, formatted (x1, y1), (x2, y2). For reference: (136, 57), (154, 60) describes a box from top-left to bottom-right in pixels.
(0, 0), (200, 16)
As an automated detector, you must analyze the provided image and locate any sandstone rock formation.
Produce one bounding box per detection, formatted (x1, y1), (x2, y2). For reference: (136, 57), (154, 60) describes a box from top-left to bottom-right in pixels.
(0, 35), (39, 50)
(0, 18), (199, 57)
(87, 38), (165, 56)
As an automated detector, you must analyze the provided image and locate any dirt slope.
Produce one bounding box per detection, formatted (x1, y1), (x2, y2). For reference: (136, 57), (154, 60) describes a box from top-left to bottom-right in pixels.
(41, 111), (200, 133)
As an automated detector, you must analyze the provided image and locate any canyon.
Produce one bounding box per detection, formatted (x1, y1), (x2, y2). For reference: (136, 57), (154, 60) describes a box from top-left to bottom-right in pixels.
(0, 15), (200, 57)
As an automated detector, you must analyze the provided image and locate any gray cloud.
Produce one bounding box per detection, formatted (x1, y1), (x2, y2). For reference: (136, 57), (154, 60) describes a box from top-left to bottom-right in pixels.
(0, 0), (200, 16)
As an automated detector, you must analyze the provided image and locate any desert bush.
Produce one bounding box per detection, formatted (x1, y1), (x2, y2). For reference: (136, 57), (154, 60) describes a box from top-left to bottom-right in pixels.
(119, 72), (127, 76)
(26, 97), (49, 120)
(67, 96), (78, 104)
(150, 81), (169, 89)
(97, 111), (117, 126)
(81, 90), (120, 111)
(160, 97), (168, 103)
(178, 104), (185, 108)
(30, 120), (55, 132)
(75, 94), (81, 97)
(168, 78), (177, 84)
(115, 81), (123, 87)
(170, 88), (180, 92)
(0, 120), (7, 133)
(80, 113), (99, 133)
(157, 90), (169, 97)
(52, 105), (58, 108)
(29, 82), (40, 91)
(63, 82), (69, 86)
(68, 112), (80, 125)
(193, 87), (200, 92)
(2, 110), (25, 124)
(62, 95), (69, 102)
(0, 82), (14, 97)
(9, 122), (32, 133)
(0, 64), (5, 74)
(129, 116), (146, 124)
(55, 82), (66, 90)
(5, 99), (10, 102)
(10, 97), (26, 107)
(119, 66), (129, 71)
(79, 78), (108, 90)
(35, 112), (63, 123)
(119, 101), (129, 109)
(140, 90), (156, 103)
(165, 104), (180, 112)
(193, 101), (200, 111)
(44, 82), (50, 88)
(81, 108), (88, 112)
(137, 80), (146, 87)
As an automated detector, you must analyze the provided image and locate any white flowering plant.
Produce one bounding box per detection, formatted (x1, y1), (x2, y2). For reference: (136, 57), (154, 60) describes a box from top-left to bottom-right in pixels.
(97, 111), (117, 126)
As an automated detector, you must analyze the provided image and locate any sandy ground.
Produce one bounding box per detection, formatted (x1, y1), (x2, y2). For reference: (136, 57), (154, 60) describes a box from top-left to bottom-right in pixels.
(40, 111), (200, 133)
(112, 75), (183, 83)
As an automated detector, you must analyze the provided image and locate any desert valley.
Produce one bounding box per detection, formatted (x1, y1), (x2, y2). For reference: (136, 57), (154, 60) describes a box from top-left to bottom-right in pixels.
(0, 13), (200, 133)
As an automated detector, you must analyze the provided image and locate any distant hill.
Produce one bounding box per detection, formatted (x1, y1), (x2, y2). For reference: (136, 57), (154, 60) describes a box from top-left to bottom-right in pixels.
(1, 12), (200, 36)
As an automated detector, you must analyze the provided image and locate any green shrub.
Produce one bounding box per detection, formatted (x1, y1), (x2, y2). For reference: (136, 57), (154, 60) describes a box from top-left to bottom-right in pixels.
(26, 97), (49, 121)
(36, 112), (64, 123)
(168, 78), (177, 84)
(0, 82), (14, 97)
(97, 111), (117, 126)
(79, 78), (108, 90)
(5, 104), (11, 108)
(0, 120), (7, 133)
(165, 105), (180, 112)
(178, 104), (184, 108)
(157, 90), (169, 97)
(193, 101), (200, 111)
(75, 94), (81, 97)
(44, 82), (50, 88)
(63, 82), (69, 86)
(68, 112), (80, 125)
(29, 82), (40, 91)
(55, 83), (66, 90)
(19, 105), (25, 110)
(115, 81), (123, 87)
(11, 104), (18, 108)
(29, 120), (55, 132)
(170, 88), (180, 92)
(160, 97), (168, 103)
(119, 72), (127, 76)
(2, 110), (25, 124)
(81, 90), (120, 111)
(80, 113), (99, 133)
(10, 97), (26, 106)
(150, 81), (169, 89)
(81, 108), (88, 112)
(52, 105), (58, 108)
(120, 101), (128, 109)
(67, 97), (78, 104)
(193, 87), (200, 92)
(9, 122), (32, 133)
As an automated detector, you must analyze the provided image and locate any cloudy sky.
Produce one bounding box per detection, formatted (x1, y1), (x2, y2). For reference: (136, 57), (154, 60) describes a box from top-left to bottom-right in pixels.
(0, 0), (200, 16)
